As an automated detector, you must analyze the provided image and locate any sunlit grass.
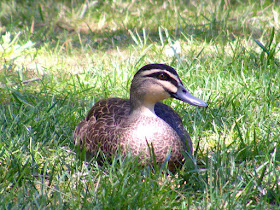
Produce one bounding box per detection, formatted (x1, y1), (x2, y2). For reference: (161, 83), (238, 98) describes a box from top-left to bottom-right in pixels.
(0, 0), (280, 208)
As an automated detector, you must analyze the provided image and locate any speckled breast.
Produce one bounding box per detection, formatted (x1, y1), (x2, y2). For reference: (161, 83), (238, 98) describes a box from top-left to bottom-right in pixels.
(120, 115), (187, 164)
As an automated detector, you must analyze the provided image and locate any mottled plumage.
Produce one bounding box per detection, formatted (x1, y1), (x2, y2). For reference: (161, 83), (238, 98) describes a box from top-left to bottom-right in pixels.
(74, 64), (207, 171)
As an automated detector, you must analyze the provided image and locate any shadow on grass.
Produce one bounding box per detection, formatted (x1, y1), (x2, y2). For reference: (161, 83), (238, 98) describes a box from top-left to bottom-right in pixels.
(0, 0), (273, 52)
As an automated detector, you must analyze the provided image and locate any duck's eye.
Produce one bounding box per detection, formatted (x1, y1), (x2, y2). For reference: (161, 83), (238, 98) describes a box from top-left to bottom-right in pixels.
(158, 73), (167, 80)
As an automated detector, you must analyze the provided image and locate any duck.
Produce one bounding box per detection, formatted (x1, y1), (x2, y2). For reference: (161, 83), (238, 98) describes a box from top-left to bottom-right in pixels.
(73, 64), (208, 171)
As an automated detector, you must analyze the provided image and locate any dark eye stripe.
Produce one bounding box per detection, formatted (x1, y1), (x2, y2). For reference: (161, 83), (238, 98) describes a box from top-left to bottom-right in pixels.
(144, 72), (178, 87)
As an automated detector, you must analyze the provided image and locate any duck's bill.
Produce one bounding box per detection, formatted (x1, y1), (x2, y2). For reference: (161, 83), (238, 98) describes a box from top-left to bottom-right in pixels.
(171, 86), (208, 107)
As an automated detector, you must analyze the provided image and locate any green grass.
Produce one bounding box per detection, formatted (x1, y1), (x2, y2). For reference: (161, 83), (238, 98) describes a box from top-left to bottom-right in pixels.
(0, 0), (280, 208)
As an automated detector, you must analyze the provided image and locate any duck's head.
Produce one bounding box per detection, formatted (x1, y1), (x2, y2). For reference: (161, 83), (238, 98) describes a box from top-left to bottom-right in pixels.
(130, 64), (208, 114)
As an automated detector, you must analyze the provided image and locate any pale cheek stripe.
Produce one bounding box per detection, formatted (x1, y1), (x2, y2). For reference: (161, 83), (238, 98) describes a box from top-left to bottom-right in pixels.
(158, 81), (178, 94)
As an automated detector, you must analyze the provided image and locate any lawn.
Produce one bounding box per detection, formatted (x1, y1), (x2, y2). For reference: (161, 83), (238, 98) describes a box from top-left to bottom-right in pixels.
(0, 0), (280, 208)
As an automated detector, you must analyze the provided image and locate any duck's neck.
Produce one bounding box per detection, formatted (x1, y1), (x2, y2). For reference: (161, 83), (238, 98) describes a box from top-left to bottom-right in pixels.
(129, 97), (156, 117)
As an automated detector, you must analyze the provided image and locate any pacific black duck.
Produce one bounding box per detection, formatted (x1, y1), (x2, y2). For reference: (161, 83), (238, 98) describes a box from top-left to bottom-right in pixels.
(74, 64), (208, 170)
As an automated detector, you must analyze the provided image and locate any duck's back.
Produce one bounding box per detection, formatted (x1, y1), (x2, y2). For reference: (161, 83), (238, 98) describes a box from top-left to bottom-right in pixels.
(74, 98), (130, 154)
